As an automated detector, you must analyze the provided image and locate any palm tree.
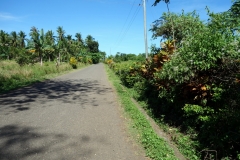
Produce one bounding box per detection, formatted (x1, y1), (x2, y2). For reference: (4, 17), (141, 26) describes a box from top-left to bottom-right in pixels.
(10, 31), (18, 47)
(39, 29), (46, 66)
(85, 35), (94, 45)
(45, 30), (55, 61)
(66, 35), (72, 47)
(0, 30), (10, 59)
(56, 26), (65, 64)
(18, 31), (26, 48)
(66, 34), (74, 59)
(8, 31), (19, 59)
(74, 33), (86, 59)
(0, 30), (8, 45)
(30, 26), (44, 66)
(75, 33), (83, 46)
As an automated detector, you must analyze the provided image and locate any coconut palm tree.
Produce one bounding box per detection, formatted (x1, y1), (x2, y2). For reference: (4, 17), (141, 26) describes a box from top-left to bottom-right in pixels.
(85, 35), (94, 46)
(59, 34), (72, 61)
(10, 31), (18, 47)
(30, 26), (44, 66)
(8, 31), (19, 59)
(18, 31), (26, 48)
(45, 30), (55, 61)
(0, 30), (10, 59)
(56, 26), (65, 64)
(75, 33), (83, 46)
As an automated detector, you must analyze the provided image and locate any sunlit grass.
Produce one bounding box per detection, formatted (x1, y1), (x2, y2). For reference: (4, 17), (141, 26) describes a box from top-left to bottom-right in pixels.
(0, 60), (87, 93)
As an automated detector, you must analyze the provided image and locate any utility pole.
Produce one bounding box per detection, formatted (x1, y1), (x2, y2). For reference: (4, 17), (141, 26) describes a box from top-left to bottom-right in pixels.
(142, 0), (148, 59)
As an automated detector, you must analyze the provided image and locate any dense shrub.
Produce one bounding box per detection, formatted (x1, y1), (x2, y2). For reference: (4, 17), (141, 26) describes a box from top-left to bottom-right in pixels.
(91, 53), (100, 64)
(15, 49), (38, 66)
(108, 5), (240, 159)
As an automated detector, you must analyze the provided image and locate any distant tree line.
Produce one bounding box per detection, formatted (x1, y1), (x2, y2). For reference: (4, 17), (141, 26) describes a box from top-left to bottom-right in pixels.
(0, 26), (106, 65)
(107, 52), (146, 63)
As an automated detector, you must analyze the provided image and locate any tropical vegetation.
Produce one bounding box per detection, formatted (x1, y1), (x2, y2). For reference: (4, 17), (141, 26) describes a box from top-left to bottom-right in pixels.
(0, 26), (106, 66)
(0, 26), (105, 93)
(107, 0), (240, 159)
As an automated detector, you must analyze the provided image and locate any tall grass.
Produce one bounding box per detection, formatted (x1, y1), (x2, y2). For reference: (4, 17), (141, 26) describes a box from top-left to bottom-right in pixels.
(0, 60), (86, 93)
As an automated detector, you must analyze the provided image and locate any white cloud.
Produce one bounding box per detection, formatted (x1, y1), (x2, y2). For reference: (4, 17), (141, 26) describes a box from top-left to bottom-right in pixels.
(0, 13), (21, 21)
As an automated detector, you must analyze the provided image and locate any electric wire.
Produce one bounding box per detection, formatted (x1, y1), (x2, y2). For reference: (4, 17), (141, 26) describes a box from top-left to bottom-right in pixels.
(114, 0), (138, 49)
(113, 0), (142, 53)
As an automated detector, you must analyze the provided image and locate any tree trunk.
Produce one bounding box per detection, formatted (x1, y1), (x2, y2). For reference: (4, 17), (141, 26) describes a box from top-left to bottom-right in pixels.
(58, 52), (61, 64)
(40, 54), (43, 66)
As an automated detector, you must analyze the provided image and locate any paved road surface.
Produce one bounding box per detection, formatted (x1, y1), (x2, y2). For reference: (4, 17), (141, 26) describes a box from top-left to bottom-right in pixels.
(0, 63), (146, 160)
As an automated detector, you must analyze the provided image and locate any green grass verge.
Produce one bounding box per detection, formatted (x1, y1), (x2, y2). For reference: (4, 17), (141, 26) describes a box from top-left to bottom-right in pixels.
(127, 88), (200, 160)
(0, 60), (89, 94)
(105, 64), (178, 160)
(127, 84), (200, 160)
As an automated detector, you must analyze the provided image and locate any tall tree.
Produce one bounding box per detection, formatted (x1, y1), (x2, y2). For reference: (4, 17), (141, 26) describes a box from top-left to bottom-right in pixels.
(85, 35), (99, 53)
(75, 33), (83, 46)
(10, 31), (18, 47)
(29, 26), (44, 66)
(150, 11), (204, 46)
(18, 31), (26, 48)
(207, 0), (240, 34)
(153, 0), (175, 46)
(65, 34), (73, 60)
(0, 30), (10, 59)
(229, 0), (240, 24)
(0, 30), (9, 45)
(8, 31), (19, 59)
(45, 30), (55, 61)
(85, 35), (94, 46)
(56, 26), (65, 63)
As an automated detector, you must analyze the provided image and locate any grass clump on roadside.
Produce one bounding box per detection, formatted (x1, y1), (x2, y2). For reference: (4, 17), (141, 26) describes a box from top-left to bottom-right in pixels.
(0, 60), (87, 93)
(105, 65), (178, 160)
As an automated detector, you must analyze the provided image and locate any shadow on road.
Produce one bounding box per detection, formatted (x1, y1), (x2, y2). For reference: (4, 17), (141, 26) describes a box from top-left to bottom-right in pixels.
(0, 79), (112, 114)
(0, 124), (108, 160)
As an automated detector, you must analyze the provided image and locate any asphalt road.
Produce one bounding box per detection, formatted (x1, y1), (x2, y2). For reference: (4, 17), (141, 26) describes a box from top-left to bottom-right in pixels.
(0, 63), (146, 160)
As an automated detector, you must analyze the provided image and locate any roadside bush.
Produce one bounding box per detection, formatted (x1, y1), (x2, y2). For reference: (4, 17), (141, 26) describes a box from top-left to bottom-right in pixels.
(111, 61), (144, 88)
(154, 16), (240, 159)
(109, 6), (240, 159)
(69, 57), (77, 69)
(15, 49), (37, 66)
(91, 53), (100, 64)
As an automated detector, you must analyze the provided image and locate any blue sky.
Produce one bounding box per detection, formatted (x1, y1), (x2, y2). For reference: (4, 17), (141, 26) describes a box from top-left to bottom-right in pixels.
(0, 0), (233, 56)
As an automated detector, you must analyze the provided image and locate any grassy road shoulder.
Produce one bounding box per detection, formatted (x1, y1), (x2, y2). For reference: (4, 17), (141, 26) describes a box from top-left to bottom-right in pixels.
(0, 60), (89, 94)
(105, 64), (179, 160)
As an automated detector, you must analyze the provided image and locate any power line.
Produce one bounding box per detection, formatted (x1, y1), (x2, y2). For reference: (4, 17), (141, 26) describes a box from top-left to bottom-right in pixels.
(113, 0), (137, 50)
(113, 0), (142, 53)
(117, 4), (141, 47)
